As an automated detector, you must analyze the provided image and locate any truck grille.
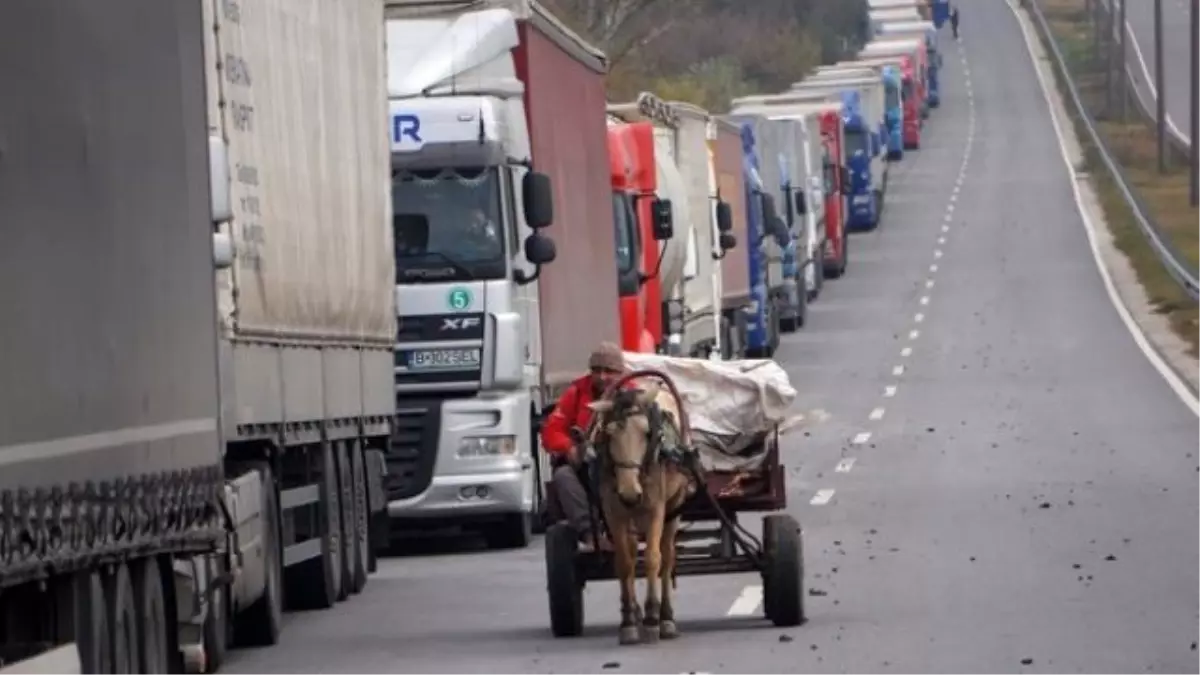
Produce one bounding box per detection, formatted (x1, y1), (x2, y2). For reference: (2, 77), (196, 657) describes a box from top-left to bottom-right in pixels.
(383, 401), (441, 501)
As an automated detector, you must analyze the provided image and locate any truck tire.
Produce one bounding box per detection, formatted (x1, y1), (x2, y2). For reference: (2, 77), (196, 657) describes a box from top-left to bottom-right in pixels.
(335, 440), (354, 602)
(201, 556), (229, 673)
(483, 512), (532, 550)
(290, 442), (343, 609)
(234, 462), (282, 647)
(348, 440), (370, 595)
(132, 557), (169, 674)
(105, 562), (138, 674)
(72, 570), (111, 674)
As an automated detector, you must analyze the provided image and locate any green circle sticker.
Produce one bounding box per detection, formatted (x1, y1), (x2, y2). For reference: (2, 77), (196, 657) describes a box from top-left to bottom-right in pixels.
(447, 287), (473, 311)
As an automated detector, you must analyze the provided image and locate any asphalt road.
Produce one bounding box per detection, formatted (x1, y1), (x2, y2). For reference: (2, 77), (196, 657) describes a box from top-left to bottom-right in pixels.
(1101, 0), (1194, 146)
(225, 2), (1199, 672)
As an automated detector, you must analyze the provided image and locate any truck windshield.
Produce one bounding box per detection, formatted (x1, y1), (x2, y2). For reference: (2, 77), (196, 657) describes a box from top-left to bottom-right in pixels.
(392, 167), (507, 283)
(611, 193), (636, 275)
(844, 129), (870, 158)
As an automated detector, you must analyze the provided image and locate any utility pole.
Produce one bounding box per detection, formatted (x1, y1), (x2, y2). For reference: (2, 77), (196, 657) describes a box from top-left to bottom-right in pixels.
(1190, 0), (1198, 204)
(1154, 0), (1166, 173)
(1118, 0), (1128, 121)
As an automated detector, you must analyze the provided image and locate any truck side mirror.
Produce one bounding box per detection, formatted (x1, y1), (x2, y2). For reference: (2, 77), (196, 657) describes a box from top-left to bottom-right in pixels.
(793, 191), (807, 215)
(523, 171), (554, 229)
(524, 232), (556, 265)
(651, 197), (674, 240)
(719, 232), (737, 251)
(715, 200), (733, 233)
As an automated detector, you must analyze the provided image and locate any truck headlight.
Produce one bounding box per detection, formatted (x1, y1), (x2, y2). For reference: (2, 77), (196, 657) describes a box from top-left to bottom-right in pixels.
(456, 435), (517, 458)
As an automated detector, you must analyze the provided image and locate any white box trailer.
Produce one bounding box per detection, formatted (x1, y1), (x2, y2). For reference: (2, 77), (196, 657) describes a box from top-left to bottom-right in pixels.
(791, 76), (888, 197)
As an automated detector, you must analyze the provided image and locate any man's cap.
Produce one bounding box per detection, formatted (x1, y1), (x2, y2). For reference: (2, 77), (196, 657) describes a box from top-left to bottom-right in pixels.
(588, 342), (625, 372)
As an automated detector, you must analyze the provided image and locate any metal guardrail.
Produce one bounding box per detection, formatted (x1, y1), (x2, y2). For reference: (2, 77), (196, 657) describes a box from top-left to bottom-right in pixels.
(1026, 0), (1200, 300)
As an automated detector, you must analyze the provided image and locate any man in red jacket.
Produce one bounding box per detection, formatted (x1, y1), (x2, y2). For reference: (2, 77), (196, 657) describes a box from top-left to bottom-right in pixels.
(543, 342), (627, 551)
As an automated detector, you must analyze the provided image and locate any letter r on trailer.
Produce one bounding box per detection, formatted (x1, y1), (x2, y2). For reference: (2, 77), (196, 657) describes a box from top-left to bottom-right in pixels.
(392, 113), (422, 145)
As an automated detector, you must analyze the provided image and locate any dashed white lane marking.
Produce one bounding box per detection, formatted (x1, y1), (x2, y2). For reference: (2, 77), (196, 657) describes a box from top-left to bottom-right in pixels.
(1003, 0), (1199, 416)
(868, 407), (886, 421)
(934, 249), (944, 259)
(946, 203), (955, 214)
(949, 193), (958, 203)
(926, 279), (936, 288)
(909, 329), (920, 339)
(852, 431), (872, 445)
(835, 458), (856, 473)
(884, 385), (898, 398)
(943, 212), (953, 223)
(930, 263), (939, 273)
(920, 295), (931, 305)
(942, 224), (950, 232)
(892, 365), (905, 376)
(810, 489), (836, 506)
(726, 585), (763, 617)
(914, 313), (925, 323)
(901, 346), (913, 358)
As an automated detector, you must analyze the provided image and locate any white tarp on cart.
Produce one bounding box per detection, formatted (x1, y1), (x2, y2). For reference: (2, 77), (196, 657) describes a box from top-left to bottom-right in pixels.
(622, 352), (797, 472)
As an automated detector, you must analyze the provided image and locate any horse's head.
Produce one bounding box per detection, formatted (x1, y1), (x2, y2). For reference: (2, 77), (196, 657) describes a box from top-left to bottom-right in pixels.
(587, 381), (669, 508)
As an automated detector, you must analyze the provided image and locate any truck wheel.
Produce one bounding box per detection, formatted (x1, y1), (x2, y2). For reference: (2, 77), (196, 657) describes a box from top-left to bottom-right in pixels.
(484, 512), (532, 550)
(291, 442), (343, 609)
(132, 557), (169, 673)
(348, 440), (370, 594)
(72, 570), (111, 674)
(809, 247), (826, 302)
(335, 440), (355, 602)
(234, 461), (282, 647)
(105, 562), (138, 674)
(201, 557), (229, 672)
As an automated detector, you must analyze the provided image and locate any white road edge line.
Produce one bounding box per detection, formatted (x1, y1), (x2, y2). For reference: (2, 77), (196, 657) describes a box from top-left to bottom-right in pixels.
(1004, 0), (1199, 416)
(726, 585), (763, 617)
(810, 489), (836, 506)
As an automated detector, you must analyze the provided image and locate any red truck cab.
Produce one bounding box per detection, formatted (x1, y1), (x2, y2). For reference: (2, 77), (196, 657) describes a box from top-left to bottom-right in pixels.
(816, 109), (850, 278)
(607, 119), (668, 353)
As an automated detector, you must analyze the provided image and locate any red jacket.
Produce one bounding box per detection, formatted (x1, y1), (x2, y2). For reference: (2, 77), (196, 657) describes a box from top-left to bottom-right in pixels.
(542, 375), (633, 456)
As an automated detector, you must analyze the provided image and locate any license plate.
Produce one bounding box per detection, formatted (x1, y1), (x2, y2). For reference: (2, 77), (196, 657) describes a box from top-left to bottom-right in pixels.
(407, 348), (481, 370)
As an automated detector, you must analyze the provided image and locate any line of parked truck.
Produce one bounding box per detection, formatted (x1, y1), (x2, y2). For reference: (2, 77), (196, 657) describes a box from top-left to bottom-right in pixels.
(0, 0), (949, 672)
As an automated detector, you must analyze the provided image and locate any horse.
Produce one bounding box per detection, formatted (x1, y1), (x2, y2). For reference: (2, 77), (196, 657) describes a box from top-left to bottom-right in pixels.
(586, 376), (696, 645)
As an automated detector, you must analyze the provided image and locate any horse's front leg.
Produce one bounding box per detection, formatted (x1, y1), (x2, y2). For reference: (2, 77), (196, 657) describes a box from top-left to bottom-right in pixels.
(659, 514), (681, 640)
(610, 517), (641, 646)
(640, 507), (664, 643)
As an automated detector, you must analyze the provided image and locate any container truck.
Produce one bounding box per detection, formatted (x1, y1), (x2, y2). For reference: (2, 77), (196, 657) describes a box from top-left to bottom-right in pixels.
(930, 0), (951, 28)
(876, 21), (942, 108)
(384, 0), (620, 548)
(791, 77), (889, 224)
(710, 117), (756, 357)
(813, 63), (905, 161)
(607, 117), (673, 354)
(608, 94), (737, 359)
(722, 111), (806, 344)
(852, 54), (922, 150)
(869, 7), (923, 34)
(731, 100), (851, 281)
(785, 85), (882, 231)
(0, 0), (393, 671)
(861, 38), (929, 122)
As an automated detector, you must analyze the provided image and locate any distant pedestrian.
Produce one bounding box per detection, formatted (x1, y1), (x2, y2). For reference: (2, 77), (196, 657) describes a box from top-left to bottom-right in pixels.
(950, 5), (960, 40)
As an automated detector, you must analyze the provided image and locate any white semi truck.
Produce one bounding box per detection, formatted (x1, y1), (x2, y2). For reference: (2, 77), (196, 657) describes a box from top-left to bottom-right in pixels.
(382, 0), (622, 548)
(0, 0), (393, 672)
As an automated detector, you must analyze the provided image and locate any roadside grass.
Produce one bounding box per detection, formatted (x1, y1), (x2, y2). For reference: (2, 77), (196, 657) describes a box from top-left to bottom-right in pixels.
(1038, 0), (1199, 356)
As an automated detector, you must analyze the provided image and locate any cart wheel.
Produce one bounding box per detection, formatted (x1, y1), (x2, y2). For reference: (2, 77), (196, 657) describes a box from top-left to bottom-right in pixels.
(761, 514), (805, 627)
(545, 523), (584, 637)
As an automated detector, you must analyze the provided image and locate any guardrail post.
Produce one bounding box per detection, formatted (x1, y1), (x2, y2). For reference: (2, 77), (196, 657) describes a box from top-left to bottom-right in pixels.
(1154, 0), (1167, 172)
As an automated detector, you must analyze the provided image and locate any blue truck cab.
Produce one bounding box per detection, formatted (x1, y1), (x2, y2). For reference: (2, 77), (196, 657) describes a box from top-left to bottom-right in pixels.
(836, 89), (881, 231)
(738, 123), (777, 358)
(880, 65), (905, 160)
(931, 0), (951, 29)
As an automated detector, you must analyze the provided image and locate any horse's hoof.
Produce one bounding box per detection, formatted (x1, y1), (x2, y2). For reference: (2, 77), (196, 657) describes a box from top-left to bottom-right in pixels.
(618, 626), (641, 645)
(640, 623), (660, 644)
(660, 620), (680, 640)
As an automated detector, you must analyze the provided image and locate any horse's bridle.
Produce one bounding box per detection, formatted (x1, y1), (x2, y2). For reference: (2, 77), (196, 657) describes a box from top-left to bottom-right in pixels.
(587, 369), (690, 480)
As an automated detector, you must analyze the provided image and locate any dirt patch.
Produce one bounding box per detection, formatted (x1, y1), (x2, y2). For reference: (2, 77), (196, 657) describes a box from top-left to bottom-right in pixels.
(1030, 0), (1199, 368)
